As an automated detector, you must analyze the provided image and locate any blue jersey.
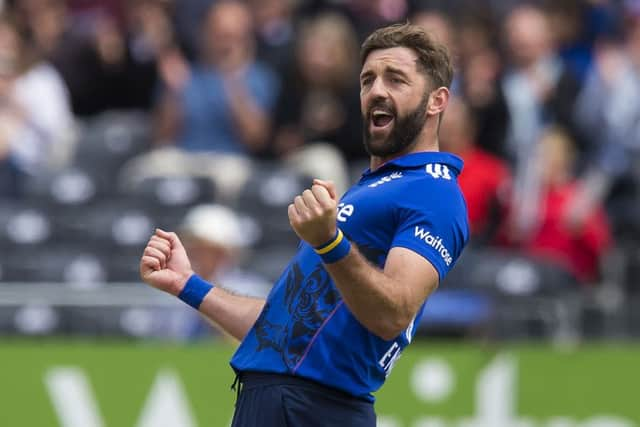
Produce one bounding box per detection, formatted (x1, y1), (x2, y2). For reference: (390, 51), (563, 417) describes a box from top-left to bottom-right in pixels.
(231, 152), (469, 401)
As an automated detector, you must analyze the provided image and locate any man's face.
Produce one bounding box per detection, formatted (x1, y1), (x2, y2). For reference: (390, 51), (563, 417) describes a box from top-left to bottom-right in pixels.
(505, 7), (551, 68)
(204, 3), (253, 69)
(183, 237), (230, 279)
(360, 47), (431, 157)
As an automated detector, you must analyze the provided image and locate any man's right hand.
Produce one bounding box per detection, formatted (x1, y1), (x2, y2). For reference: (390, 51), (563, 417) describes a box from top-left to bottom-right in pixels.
(140, 229), (194, 296)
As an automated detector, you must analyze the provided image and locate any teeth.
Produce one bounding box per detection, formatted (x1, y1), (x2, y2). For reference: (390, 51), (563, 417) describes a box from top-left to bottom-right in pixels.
(372, 111), (391, 117)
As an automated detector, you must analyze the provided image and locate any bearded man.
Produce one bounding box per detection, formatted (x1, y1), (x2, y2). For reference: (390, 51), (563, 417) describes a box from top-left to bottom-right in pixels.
(140, 22), (469, 427)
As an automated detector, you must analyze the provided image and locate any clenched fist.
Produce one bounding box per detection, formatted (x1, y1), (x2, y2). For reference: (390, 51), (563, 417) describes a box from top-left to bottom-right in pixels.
(140, 229), (194, 296)
(288, 179), (338, 247)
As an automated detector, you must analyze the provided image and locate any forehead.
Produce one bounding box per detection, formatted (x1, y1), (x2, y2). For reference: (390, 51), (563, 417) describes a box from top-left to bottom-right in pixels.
(361, 46), (420, 74)
(208, 4), (251, 30)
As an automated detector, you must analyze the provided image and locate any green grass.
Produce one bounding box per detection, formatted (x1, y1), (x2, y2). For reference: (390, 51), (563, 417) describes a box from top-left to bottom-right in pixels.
(1, 340), (639, 426)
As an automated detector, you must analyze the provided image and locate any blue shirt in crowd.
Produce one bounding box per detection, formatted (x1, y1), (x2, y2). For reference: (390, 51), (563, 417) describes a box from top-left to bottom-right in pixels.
(231, 152), (470, 401)
(178, 62), (279, 154)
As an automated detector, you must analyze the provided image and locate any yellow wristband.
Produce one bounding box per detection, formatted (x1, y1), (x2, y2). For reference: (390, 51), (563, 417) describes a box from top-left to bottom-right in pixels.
(315, 229), (344, 254)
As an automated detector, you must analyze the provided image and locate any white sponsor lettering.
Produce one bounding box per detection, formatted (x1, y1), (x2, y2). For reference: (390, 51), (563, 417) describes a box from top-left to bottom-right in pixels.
(414, 227), (453, 266)
(136, 369), (197, 427)
(45, 368), (198, 427)
(337, 203), (354, 222)
(405, 316), (416, 343)
(369, 172), (403, 188)
(425, 164), (452, 180)
(402, 354), (636, 427)
(45, 367), (104, 427)
(379, 342), (402, 377)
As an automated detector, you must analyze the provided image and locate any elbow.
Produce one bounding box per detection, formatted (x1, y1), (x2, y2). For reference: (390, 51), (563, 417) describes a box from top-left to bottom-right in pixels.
(375, 329), (403, 342)
(371, 314), (414, 341)
(242, 126), (269, 151)
(249, 134), (268, 150)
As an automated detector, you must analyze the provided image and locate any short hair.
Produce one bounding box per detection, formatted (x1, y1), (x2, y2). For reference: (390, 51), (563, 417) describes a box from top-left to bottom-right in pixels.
(360, 23), (454, 90)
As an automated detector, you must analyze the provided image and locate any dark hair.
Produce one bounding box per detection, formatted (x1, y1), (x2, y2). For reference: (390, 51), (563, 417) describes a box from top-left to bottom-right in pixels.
(360, 23), (453, 89)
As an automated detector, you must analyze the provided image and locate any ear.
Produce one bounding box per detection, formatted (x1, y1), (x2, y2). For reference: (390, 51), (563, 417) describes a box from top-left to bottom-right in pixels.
(427, 87), (450, 117)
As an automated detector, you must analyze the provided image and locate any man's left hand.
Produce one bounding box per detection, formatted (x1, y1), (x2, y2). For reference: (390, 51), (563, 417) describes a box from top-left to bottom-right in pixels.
(288, 179), (338, 247)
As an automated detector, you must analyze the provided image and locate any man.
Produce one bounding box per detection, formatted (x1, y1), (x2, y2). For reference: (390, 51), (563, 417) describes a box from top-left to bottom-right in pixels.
(179, 203), (271, 299)
(165, 204), (272, 340)
(439, 96), (511, 242)
(501, 5), (581, 239)
(140, 23), (469, 426)
(122, 0), (279, 202)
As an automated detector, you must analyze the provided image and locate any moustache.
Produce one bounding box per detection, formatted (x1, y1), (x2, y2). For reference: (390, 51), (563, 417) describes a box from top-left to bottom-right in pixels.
(366, 99), (396, 119)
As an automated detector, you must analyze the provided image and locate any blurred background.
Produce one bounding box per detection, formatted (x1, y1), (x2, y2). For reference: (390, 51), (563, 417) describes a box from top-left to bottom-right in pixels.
(0, 0), (639, 426)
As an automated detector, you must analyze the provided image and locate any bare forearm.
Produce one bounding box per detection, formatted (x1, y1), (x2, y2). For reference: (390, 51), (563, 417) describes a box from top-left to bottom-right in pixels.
(153, 95), (182, 145)
(198, 287), (265, 341)
(140, 229), (266, 341)
(285, 180), (438, 341)
(323, 247), (413, 340)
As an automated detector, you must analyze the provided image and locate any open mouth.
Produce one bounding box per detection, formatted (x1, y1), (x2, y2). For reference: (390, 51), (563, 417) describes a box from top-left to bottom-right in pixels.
(370, 110), (395, 130)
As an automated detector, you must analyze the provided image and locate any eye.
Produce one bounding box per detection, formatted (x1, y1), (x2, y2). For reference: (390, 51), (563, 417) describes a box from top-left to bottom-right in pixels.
(390, 77), (404, 84)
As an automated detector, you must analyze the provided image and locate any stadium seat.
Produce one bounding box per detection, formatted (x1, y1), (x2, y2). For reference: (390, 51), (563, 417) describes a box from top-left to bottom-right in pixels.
(1, 304), (63, 336)
(58, 306), (125, 336)
(241, 245), (299, 283)
(52, 199), (156, 250)
(437, 248), (584, 339)
(420, 289), (493, 330)
(74, 111), (151, 167)
(0, 246), (108, 283)
(443, 248), (579, 296)
(234, 165), (310, 248)
(106, 250), (146, 283)
(122, 175), (216, 207)
(22, 167), (104, 204)
(0, 201), (53, 249)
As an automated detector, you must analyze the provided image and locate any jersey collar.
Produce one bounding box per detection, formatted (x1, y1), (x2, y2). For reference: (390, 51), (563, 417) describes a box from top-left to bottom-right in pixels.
(362, 151), (464, 176)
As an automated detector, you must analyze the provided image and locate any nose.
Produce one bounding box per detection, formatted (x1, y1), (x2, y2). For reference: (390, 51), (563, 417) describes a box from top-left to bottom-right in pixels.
(368, 76), (388, 100)
(362, 77), (389, 113)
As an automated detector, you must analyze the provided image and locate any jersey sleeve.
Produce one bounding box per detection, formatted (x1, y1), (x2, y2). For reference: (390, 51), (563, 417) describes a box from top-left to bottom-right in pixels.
(391, 184), (469, 281)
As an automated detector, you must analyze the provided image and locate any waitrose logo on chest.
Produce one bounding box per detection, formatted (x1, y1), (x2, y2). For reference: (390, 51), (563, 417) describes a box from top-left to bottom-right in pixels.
(414, 226), (453, 266)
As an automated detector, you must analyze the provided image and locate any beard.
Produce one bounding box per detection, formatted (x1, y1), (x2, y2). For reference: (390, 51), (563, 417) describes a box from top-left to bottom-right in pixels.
(362, 93), (430, 158)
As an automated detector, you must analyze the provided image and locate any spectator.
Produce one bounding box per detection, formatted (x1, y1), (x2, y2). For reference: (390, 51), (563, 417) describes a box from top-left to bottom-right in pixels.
(12, 0), (67, 57)
(171, 0), (214, 61)
(411, 9), (461, 95)
(459, 45), (510, 158)
(413, 9), (511, 158)
(169, 203), (272, 340)
(155, 0), (278, 154)
(0, 14), (75, 197)
(502, 4), (582, 161)
(455, 11), (511, 158)
(248, 0), (297, 76)
(121, 0), (280, 200)
(502, 4), (582, 238)
(271, 12), (358, 194)
(338, 0), (409, 41)
(570, 10), (640, 237)
(544, 0), (593, 83)
(439, 97), (510, 242)
(17, 0), (175, 115)
(411, 9), (456, 57)
(497, 128), (611, 285)
(180, 204), (271, 298)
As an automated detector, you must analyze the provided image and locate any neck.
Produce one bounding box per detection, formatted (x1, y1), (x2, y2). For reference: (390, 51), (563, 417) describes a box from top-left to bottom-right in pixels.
(370, 122), (439, 171)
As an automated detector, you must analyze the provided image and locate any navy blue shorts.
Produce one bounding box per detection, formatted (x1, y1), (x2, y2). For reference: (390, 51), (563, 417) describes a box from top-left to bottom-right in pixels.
(230, 372), (376, 427)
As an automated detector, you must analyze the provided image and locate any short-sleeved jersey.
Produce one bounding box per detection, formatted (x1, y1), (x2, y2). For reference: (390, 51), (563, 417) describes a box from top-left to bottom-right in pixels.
(231, 152), (469, 401)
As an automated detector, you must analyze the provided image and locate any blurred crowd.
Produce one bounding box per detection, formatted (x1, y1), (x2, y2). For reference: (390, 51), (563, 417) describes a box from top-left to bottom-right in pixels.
(1, 0), (640, 337)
